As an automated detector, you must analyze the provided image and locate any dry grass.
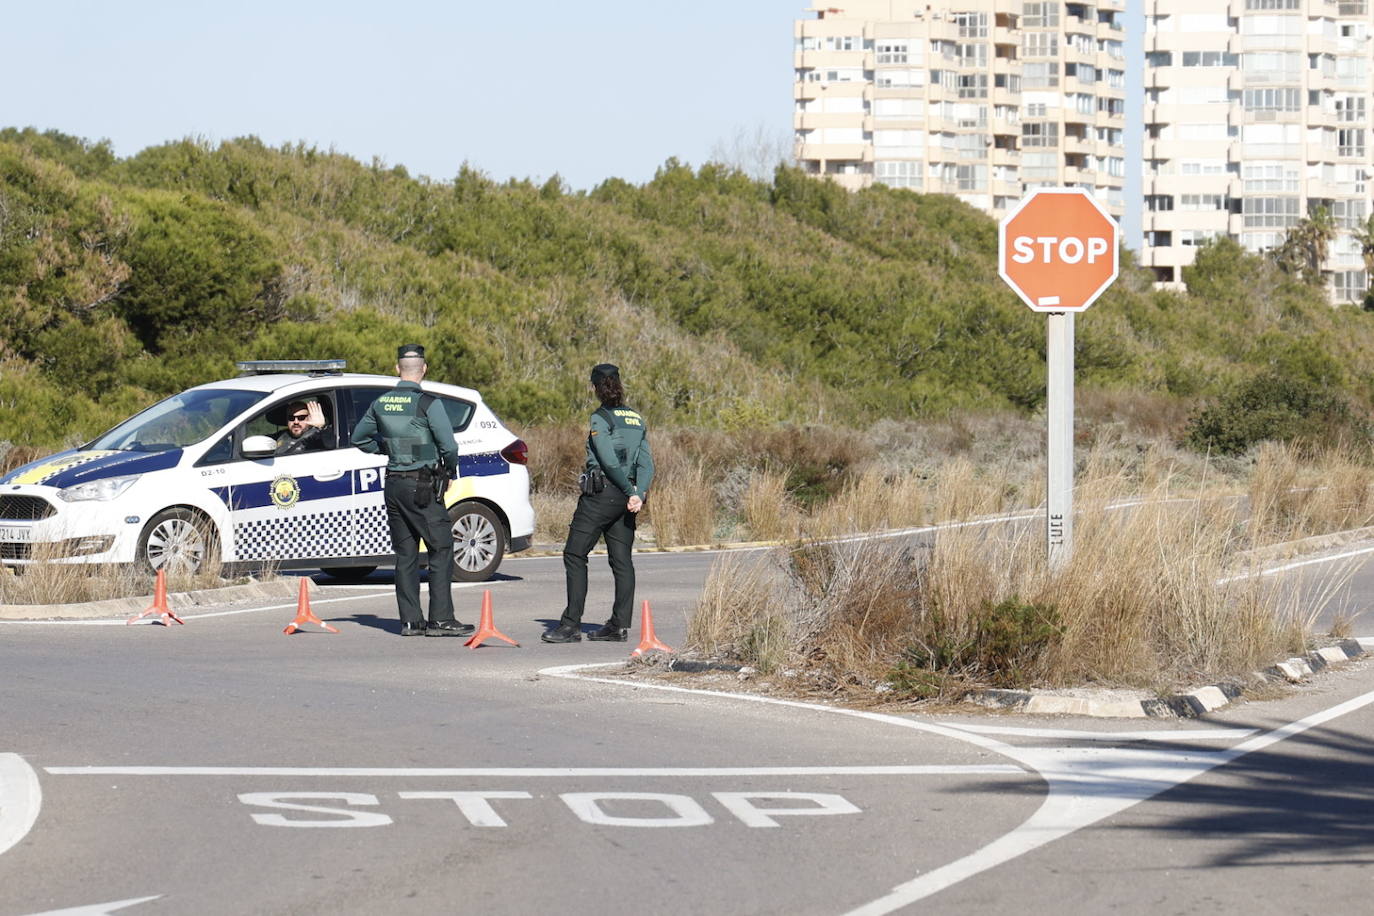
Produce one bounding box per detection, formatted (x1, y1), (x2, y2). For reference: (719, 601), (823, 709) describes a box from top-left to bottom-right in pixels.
(644, 456), (715, 547)
(1247, 442), (1374, 546)
(683, 462), (1330, 698)
(742, 469), (801, 541)
(0, 520), (246, 606)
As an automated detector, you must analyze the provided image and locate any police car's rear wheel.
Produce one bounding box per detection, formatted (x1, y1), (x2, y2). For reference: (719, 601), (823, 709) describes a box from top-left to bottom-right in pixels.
(449, 501), (505, 582)
(137, 508), (219, 576)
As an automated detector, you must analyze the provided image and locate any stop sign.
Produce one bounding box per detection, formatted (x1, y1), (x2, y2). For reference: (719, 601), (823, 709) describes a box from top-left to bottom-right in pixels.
(998, 188), (1119, 312)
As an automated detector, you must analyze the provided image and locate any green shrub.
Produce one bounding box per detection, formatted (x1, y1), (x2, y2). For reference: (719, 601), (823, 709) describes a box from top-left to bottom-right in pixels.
(1184, 372), (1362, 456)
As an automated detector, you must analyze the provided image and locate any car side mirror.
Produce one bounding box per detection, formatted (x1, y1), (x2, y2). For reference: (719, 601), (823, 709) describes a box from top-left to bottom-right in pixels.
(242, 435), (277, 459)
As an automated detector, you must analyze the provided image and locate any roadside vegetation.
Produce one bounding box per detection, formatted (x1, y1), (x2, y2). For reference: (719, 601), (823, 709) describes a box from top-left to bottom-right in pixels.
(2, 129), (1371, 689)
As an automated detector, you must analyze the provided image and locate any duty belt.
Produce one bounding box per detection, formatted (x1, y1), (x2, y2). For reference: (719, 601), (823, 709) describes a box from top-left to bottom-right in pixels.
(388, 468), (429, 478)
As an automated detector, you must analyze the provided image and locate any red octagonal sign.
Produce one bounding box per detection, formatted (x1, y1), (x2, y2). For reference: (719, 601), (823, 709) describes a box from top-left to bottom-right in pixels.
(998, 188), (1120, 312)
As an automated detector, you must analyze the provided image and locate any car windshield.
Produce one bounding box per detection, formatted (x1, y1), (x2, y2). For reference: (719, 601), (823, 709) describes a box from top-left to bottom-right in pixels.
(87, 388), (269, 452)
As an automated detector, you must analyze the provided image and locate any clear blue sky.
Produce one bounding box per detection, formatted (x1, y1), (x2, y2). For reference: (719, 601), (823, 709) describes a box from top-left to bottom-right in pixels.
(3, 0), (1141, 243)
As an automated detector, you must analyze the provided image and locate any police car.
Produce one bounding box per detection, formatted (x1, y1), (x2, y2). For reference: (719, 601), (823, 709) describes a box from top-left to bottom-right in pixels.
(0, 360), (534, 581)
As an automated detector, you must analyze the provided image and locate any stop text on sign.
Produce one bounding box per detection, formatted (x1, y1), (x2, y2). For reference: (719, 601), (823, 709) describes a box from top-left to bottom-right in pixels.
(1009, 235), (1110, 266)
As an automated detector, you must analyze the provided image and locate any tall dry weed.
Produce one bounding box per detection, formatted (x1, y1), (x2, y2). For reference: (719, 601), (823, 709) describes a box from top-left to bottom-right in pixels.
(686, 552), (786, 669)
(742, 469), (801, 541)
(645, 458), (715, 548)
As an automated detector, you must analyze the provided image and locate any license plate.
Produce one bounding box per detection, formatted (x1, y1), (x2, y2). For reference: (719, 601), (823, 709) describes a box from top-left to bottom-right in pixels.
(0, 526), (33, 542)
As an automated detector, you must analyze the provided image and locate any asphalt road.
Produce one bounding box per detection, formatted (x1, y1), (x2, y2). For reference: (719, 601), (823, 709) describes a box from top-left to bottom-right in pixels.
(2, 544), (1374, 916)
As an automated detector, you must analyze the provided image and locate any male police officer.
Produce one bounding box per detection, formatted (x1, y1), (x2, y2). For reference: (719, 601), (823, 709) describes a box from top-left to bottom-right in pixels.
(350, 345), (473, 637)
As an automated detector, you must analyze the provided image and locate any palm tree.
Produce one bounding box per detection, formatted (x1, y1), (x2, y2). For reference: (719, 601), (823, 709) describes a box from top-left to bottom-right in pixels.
(1271, 206), (1336, 286)
(1352, 213), (1374, 304)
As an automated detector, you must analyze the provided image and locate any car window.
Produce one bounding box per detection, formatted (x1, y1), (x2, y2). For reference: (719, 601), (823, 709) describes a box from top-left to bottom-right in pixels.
(439, 397), (475, 433)
(238, 392), (339, 457)
(88, 388), (268, 451)
(198, 433), (235, 466)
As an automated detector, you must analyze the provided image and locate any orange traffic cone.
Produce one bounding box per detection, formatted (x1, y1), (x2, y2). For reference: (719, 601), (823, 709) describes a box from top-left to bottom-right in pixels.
(631, 600), (672, 657)
(126, 569), (185, 626)
(283, 577), (338, 634)
(465, 589), (519, 649)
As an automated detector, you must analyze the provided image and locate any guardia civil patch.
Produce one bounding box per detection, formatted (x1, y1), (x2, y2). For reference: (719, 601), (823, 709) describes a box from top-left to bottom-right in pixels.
(270, 474), (301, 510)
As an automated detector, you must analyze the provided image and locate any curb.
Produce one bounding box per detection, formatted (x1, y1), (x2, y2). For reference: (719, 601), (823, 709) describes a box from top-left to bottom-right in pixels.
(966, 639), (1369, 719)
(0, 577), (309, 621)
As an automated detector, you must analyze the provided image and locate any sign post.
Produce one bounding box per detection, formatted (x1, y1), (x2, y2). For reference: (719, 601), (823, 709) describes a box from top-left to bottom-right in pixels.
(997, 188), (1120, 567)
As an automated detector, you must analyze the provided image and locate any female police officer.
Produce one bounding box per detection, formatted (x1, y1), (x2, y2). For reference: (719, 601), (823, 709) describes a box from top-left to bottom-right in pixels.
(541, 363), (655, 643)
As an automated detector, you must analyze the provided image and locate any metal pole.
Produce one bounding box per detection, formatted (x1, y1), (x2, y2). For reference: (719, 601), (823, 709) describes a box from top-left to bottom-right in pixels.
(1046, 312), (1074, 568)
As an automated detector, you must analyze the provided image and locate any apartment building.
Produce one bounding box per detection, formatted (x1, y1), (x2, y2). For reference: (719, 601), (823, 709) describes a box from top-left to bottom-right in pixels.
(1141, 0), (1374, 302)
(793, 1), (1127, 219)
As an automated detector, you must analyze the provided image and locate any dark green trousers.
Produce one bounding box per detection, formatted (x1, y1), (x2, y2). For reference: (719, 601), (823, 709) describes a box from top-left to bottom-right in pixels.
(560, 484), (636, 630)
(384, 474), (454, 627)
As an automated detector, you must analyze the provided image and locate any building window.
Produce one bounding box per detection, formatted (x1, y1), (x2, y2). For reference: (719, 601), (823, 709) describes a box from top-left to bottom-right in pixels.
(1245, 0), (1300, 8)
(1183, 51), (1239, 68)
(875, 69), (926, 89)
(875, 41), (909, 65)
(1146, 51), (1173, 67)
(958, 73), (989, 99)
(1333, 270), (1367, 301)
(1331, 199), (1368, 229)
(1336, 96), (1366, 123)
(1180, 194), (1227, 211)
(1022, 122), (1059, 147)
(1145, 195), (1174, 211)
(954, 12), (988, 38)
(1242, 161), (1299, 192)
(1179, 230), (1222, 247)
(955, 164), (988, 190)
(1243, 87), (1301, 113)
(1023, 61), (1059, 88)
(825, 36), (860, 52)
(994, 73), (1022, 92)
(957, 42), (988, 67)
(874, 160), (923, 189)
(1337, 128), (1365, 157)
(1022, 32), (1058, 58)
(1242, 196), (1300, 228)
(1022, 2), (1060, 28)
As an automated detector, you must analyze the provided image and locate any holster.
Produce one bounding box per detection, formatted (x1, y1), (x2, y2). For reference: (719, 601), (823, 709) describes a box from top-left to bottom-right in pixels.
(579, 468), (606, 496)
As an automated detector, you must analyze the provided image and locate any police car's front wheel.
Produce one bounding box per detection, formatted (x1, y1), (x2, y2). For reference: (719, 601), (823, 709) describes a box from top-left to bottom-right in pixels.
(449, 501), (506, 582)
(137, 508), (220, 576)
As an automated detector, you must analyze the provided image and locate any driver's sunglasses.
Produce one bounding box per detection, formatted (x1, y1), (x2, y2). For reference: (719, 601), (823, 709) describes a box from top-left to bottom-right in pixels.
(289, 413), (309, 422)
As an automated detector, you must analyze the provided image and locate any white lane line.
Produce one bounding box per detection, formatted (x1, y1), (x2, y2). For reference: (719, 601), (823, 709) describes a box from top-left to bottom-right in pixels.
(1, 579), (503, 626)
(22, 896), (161, 916)
(45, 765), (1020, 777)
(0, 753), (42, 858)
(541, 663), (1374, 915)
(947, 725), (1258, 742)
(0, 591), (392, 626)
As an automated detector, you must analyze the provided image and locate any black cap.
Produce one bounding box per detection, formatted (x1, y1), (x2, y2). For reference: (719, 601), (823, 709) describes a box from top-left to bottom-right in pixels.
(590, 363), (620, 383)
(397, 344), (425, 360)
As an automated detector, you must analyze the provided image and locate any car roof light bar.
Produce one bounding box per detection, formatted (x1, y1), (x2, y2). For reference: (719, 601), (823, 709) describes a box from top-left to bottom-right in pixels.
(236, 359), (347, 376)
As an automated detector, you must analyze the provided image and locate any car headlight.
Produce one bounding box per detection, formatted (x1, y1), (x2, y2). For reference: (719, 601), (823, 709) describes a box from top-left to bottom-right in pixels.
(58, 475), (140, 502)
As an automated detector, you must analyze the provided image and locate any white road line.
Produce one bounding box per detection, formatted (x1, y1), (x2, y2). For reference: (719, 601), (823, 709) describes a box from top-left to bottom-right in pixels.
(0, 579), (503, 626)
(22, 896), (161, 916)
(0, 591), (392, 626)
(947, 725), (1258, 742)
(541, 663), (1374, 915)
(0, 753), (42, 858)
(44, 765), (1020, 777)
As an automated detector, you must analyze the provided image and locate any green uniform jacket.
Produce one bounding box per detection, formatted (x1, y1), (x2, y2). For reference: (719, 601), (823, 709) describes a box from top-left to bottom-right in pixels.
(586, 405), (654, 498)
(350, 380), (458, 473)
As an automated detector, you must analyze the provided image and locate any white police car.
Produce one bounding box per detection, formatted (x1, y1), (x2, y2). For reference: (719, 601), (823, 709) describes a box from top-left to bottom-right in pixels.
(0, 360), (533, 581)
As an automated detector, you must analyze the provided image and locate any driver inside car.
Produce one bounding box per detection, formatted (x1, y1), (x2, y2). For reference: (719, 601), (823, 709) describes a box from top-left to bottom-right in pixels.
(275, 399), (330, 455)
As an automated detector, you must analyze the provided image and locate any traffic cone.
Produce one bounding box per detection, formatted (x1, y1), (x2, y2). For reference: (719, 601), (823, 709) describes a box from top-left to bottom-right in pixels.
(283, 577), (338, 634)
(630, 600), (672, 657)
(465, 589), (519, 649)
(126, 569), (185, 626)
